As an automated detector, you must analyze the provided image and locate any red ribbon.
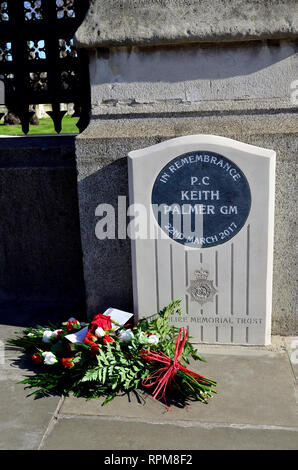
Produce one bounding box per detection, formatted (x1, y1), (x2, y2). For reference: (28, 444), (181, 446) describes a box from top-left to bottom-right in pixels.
(141, 327), (211, 404)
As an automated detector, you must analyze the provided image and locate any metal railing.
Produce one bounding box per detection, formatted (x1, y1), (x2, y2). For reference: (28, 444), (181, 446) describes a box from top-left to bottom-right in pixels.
(0, 0), (90, 134)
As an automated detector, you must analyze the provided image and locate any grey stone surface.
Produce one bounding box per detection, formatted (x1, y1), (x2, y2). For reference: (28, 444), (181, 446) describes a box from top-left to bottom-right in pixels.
(41, 417), (298, 450)
(0, 136), (85, 325)
(284, 337), (298, 383)
(0, 325), (60, 450)
(78, 110), (298, 141)
(60, 346), (298, 428)
(76, 10), (297, 335)
(75, 0), (298, 48)
(43, 342), (298, 450)
(2, 332), (297, 450)
(76, 146), (133, 318)
(76, 113), (298, 334)
(89, 41), (298, 112)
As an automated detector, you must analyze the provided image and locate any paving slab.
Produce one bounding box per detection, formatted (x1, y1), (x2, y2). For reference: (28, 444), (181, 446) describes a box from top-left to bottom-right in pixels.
(60, 345), (298, 428)
(284, 337), (298, 383)
(1, 330), (297, 450)
(0, 325), (61, 450)
(41, 416), (298, 450)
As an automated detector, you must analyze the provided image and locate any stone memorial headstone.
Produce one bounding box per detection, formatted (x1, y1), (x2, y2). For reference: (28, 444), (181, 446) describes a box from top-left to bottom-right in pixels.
(128, 135), (276, 345)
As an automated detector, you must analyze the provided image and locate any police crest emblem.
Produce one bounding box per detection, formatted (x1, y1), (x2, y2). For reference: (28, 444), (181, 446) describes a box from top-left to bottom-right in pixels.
(189, 269), (217, 305)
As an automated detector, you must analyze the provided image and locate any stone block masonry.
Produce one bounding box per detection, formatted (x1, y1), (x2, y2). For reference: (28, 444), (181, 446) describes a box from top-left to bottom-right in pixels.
(0, 136), (85, 325)
(75, 0), (298, 337)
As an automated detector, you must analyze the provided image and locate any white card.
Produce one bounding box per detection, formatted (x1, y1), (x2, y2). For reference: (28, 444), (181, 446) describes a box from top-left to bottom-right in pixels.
(104, 308), (134, 330)
(65, 309), (134, 344)
(65, 326), (88, 344)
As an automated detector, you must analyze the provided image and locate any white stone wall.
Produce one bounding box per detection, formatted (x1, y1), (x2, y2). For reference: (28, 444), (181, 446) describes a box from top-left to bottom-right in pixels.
(90, 41), (298, 113)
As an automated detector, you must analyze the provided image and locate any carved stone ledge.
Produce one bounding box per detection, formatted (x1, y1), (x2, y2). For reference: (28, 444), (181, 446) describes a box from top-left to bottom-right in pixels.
(75, 0), (298, 48)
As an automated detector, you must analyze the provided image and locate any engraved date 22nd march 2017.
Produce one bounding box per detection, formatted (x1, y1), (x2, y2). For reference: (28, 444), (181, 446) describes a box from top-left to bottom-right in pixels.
(164, 221), (238, 246)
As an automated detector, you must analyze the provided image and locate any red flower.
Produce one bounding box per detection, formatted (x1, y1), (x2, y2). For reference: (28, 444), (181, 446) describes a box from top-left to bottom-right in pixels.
(66, 320), (79, 332)
(55, 330), (63, 339)
(84, 314), (114, 349)
(32, 354), (42, 364)
(103, 334), (114, 345)
(91, 342), (100, 351)
(89, 314), (112, 335)
(90, 346), (100, 356)
(84, 331), (97, 345)
(84, 331), (100, 351)
(61, 358), (74, 369)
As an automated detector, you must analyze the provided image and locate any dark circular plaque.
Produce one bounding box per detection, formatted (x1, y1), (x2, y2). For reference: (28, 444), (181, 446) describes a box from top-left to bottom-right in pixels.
(151, 150), (251, 248)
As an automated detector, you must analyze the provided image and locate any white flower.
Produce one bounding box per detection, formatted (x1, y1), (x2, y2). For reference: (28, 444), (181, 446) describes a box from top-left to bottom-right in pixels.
(42, 330), (55, 343)
(138, 331), (148, 344)
(138, 331), (159, 345)
(147, 335), (159, 345)
(118, 329), (134, 342)
(95, 327), (105, 338)
(27, 333), (35, 337)
(42, 329), (62, 343)
(42, 352), (58, 365)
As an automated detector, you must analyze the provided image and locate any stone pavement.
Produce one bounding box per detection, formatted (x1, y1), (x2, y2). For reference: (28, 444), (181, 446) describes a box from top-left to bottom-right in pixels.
(1, 324), (297, 451)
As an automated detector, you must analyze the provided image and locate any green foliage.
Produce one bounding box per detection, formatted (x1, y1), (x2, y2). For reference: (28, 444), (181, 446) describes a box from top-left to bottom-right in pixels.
(79, 342), (152, 405)
(138, 299), (206, 363)
(8, 299), (216, 407)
